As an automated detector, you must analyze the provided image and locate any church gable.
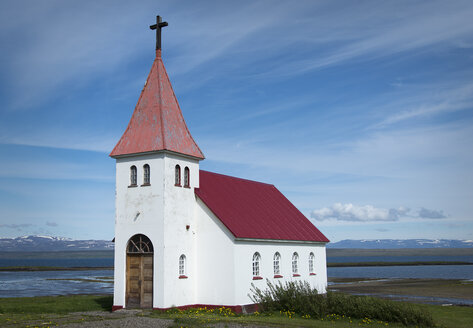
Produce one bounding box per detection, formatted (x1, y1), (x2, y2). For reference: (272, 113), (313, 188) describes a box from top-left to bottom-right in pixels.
(195, 170), (329, 243)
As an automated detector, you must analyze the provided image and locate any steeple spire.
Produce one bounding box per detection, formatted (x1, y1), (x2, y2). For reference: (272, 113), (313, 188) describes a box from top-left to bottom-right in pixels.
(110, 16), (204, 160)
(149, 15), (168, 51)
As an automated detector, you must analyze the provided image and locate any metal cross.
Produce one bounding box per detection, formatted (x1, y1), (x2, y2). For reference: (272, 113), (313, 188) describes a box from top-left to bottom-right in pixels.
(149, 15), (168, 50)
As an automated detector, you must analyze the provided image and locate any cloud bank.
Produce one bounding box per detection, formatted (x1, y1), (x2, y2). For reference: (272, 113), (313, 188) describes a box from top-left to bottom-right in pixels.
(311, 203), (446, 222)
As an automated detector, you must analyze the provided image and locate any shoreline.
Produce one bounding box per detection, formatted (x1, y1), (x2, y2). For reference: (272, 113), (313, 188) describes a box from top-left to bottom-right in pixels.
(328, 277), (473, 306)
(1, 260), (472, 271)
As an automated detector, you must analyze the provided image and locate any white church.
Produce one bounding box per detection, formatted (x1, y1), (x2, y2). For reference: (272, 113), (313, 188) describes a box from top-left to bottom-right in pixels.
(110, 16), (329, 312)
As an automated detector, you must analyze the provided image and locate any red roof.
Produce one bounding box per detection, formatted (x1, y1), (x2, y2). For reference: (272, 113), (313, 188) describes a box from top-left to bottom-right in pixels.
(110, 50), (204, 159)
(195, 170), (329, 243)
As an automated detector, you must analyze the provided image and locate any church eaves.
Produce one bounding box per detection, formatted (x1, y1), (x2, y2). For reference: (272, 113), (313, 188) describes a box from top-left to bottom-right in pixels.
(110, 49), (204, 159)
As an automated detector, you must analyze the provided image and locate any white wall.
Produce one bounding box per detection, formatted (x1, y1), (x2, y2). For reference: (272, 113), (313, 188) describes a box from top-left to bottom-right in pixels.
(233, 241), (327, 305)
(161, 153), (200, 308)
(114, 154), (165, 308)
(194, 198), (236, 306)
(113, 152), (201, 309)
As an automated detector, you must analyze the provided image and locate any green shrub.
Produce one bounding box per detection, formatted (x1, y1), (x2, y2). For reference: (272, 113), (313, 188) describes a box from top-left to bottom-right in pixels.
(250, 280), (434, 327)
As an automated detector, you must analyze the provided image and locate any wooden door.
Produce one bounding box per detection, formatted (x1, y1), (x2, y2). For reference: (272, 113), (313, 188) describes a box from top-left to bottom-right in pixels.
(126, 254), (153, 308)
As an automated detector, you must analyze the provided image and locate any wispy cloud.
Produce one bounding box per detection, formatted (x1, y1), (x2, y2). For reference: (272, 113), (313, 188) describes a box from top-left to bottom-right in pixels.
(0, 1), (151, 111)
(0, 145), (113, 182)
(0, 133), (115, 154)
(311, 203), (447, 222)
(0, 223), (33, 231)
(202, 119), (473, 180)
(252, 1), (473, 78)
(311, 203), (406, 222)
(375, 81), (473, 127)
(6, 0), (472, 111)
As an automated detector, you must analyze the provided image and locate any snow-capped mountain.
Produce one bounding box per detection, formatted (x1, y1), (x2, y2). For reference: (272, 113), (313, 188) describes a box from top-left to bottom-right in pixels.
(0, 235), (114, 251)
(328, 239), (473, 249)
(2, 236), (472, 251)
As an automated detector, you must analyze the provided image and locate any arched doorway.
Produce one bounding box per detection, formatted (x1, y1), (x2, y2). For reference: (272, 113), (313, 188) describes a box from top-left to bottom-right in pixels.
(126, 234), (153, 308)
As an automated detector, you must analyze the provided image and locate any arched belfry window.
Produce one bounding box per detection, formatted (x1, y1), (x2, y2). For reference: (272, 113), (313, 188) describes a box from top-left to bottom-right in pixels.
(127, 234), (153, 254)
(292, 252), (299, 276)
(252, 252), (261, 277)
(273, 252), (281, 276)
(309, 252), (315, 274)
(143, 164), (150, 185)
(175, 165), (181, 186)
(184, 167), (190, 188)
(130, 166), (137, 186)
(179, 254), (186, 277)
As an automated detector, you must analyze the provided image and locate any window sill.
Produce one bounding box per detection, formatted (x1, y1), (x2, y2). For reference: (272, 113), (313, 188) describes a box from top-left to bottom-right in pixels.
(179, 275), (188, 279)
(292, 274), (301, 277)
(128, 184), (138, 188)
(183, 185), (191, 189)
(252, 276), (263, 280)
(274, 275), (283, 278)
(175, 184), (182, 187)
(309, 273), (316, 276)
(141, 183), (151, 187)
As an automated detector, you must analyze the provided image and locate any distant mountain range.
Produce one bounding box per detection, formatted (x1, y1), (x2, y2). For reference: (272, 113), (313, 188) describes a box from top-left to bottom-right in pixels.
(0, 235), (114, 252)
(1, 236), (472, 251)
(328, 239), (473, 249)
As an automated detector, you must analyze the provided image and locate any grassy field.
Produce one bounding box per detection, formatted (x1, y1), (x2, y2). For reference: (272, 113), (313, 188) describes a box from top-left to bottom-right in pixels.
(329, 278), (473, 301)
(0, 295), (113, 314)
(0, 295), (472, 327)
(0, 295), (113, 327)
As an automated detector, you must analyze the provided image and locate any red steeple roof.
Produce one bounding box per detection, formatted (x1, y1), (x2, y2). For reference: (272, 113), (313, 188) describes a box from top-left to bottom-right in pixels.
(195, 170), (329, 243)
(110, 50), (204, 159)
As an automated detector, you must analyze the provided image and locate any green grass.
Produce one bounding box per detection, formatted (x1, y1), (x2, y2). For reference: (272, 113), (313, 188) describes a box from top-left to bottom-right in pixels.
(151, 307), (408, 328)
(422, 304), (473, 328)
(0, 294), (472, 328)
(0, 295), (113, 327)
(0, 295), (112, 314)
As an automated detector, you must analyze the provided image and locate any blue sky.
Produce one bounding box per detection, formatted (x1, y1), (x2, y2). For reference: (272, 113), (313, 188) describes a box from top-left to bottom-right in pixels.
(1, 0), (472, 242)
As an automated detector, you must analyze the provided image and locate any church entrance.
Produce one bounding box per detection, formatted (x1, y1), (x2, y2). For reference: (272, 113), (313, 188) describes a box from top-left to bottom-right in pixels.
(126, 234), (153, 308)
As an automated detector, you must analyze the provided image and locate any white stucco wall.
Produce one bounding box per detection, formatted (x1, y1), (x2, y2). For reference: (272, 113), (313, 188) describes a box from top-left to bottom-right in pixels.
(194, 198), (236, 306)
(113, 152), (201, 309)
(114, 154), (165, 308)
(233, 241), (327, 305)
(161, 153), (200, 308)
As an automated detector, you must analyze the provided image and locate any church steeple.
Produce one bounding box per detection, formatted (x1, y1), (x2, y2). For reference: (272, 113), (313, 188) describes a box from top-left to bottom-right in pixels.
(110, 16), (204, 159)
